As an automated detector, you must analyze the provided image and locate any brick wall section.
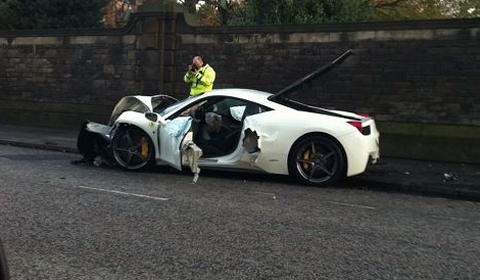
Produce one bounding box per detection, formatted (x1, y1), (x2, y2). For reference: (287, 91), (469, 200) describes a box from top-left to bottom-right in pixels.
(0, 11), (479, 127)
(0, 14), (167, 106)
(0, 34), (137, 105)
(175, 20), (480, 126)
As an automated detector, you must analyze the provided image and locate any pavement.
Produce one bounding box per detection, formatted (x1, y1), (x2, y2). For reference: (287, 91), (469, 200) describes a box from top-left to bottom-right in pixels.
(0, 123), (479, 201)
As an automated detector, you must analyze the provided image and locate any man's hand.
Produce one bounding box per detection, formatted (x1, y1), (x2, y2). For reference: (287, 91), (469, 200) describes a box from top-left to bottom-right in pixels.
(188, 64), (197, 75)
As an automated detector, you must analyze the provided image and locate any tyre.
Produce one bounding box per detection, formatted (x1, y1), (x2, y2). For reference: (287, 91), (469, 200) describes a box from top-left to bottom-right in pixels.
(111, 126), (154, 170)
(288, 135), (346, 185)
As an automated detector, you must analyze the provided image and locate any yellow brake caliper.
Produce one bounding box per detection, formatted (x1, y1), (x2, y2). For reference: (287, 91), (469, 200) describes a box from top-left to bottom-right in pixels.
(302, 150), (311, 171)
(141, 137), (149, 159)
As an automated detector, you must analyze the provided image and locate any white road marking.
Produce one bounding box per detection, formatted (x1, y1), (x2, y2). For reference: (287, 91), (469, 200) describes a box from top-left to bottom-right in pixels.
(323, 200), (376, 210)
(256, 191), (276, 196)
(255, 191), (277, 199)
(76, 185), (170, 201)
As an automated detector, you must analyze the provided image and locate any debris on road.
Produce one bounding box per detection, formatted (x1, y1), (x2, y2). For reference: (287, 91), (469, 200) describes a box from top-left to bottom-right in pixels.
(443, 173), (457, 182)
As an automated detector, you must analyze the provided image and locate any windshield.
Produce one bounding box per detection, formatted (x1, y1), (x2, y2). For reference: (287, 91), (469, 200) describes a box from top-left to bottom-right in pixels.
(157, 97), (197, 117)
(151, 95), (179, 114)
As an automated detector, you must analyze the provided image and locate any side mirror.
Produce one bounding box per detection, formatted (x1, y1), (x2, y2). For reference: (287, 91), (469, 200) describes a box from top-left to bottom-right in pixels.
(145, 112), (167, 125)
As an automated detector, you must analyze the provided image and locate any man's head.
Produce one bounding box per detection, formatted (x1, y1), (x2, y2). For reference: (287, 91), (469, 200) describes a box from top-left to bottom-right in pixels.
(192, 56), (204, 68)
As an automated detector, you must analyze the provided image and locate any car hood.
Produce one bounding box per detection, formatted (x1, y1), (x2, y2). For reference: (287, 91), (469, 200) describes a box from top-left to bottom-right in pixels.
(268, 49), (352, 102)
(108, 95), (178, 125)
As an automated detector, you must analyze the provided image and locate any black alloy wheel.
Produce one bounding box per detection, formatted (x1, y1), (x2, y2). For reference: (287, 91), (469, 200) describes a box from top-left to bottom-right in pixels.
(288, 135), (346, 185)
(111, 126), (154, 170)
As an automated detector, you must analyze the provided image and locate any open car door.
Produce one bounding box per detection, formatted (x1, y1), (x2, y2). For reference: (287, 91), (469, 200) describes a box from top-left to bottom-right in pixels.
(157, 116), (193, 170)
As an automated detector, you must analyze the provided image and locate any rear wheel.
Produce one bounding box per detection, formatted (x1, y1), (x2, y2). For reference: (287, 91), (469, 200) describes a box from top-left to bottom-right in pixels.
(288, 135), (346, 185)
(111, 126), (154, 170)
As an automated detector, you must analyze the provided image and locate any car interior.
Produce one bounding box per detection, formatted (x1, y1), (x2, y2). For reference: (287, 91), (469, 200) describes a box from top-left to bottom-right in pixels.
(189, 97), (269, 158)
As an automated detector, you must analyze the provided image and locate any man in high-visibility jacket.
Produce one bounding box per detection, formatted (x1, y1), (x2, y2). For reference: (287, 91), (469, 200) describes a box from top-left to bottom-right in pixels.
(184, 56), (216, 96)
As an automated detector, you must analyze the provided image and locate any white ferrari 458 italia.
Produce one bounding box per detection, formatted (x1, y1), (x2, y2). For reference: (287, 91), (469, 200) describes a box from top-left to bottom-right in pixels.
(76, 50), (380, 185)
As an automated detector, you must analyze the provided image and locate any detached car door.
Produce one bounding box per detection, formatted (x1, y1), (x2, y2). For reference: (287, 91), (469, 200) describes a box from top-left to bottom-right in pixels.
(158, 116), (193, 170)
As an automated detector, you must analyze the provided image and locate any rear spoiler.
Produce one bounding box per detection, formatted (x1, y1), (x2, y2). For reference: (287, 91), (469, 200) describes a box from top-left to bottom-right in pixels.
(268, 49), (353, 101)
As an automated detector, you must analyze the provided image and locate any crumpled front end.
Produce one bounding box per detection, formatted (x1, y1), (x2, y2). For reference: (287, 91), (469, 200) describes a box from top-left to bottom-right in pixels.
(75, 120), (113, 164)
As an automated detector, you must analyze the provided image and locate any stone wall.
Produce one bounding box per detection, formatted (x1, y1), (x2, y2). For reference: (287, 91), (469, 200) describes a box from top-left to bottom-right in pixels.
(1, 9), (480, 162)
(0, 15), (165, 106)
(175, 20), (480, 126)
(0, 12), (174, 125)
(0, 34), (137, 105)
(173, 17), (480, 163)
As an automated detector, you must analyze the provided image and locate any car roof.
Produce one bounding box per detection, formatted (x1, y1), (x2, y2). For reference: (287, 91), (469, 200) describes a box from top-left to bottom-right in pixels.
(199, 88), (274, 101)
(132, 89), (274, 106)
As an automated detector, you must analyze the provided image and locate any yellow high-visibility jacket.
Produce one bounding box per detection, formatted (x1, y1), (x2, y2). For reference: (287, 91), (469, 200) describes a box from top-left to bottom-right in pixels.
(183, 64), (216, 96)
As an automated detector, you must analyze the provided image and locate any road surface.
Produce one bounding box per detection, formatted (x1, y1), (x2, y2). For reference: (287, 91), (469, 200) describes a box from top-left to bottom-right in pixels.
(1, 145), (479, 279)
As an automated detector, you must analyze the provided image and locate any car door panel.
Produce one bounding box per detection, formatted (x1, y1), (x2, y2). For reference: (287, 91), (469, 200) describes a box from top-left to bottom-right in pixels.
(158, 116), (192, 170)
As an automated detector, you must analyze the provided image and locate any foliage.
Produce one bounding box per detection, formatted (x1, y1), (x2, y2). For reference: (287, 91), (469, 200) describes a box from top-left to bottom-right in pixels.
(183, 0), (480, 26)
(103, 0), (135, 28)
(178, 0), (241, 25)
(447, 0), (480, 18)
(373, 0), (444, 20)
(200, 0), (371, 25)
(177, 0), (200, 14)
(370, 0), (480, 20)
(1, 0), (478, 30)
(0, 0), (107, 30)
(231, 0), (373, 24)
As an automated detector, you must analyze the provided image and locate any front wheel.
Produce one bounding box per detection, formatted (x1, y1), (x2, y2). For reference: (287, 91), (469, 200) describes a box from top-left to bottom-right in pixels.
(288, 135), (346, 186)
(111, 126), (154, 170)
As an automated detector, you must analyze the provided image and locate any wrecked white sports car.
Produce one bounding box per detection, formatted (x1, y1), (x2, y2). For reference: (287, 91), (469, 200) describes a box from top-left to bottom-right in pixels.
(76, 50), (380, 185)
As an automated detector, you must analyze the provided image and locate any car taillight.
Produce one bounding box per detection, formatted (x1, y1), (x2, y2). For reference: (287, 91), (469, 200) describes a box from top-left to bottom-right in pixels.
(347, 121), (363, 133)
(348, 121), (372, 135)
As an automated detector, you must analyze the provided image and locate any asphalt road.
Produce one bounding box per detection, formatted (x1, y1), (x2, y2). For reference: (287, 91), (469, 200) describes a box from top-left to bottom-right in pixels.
(1, 145), (479, 280)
